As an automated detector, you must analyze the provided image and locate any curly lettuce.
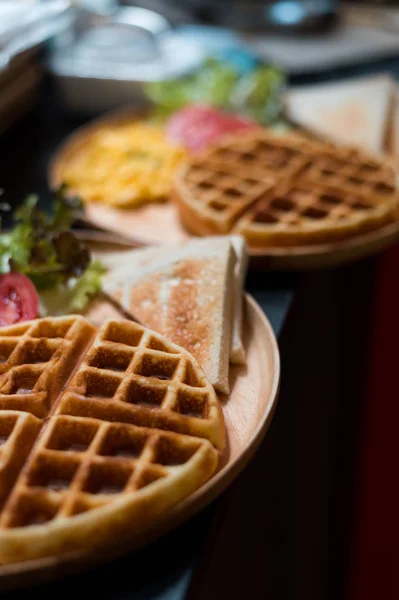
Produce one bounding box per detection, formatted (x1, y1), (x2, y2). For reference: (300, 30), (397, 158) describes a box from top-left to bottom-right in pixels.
(39, 260), (106, 316)
(0, 192), (105, 314)
(145, 58), (288, 127)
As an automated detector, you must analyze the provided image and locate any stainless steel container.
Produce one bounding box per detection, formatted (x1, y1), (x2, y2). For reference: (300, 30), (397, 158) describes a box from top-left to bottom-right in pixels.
(48, 6), (205, 114)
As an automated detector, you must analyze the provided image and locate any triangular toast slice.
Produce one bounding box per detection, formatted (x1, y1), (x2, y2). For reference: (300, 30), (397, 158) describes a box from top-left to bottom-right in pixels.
(285, 74), (394, 154)
(98, 236), (248, 366)
(228, 236), (248, 364)
(103, 238), (239, 394)
(387, 85), (399, 158)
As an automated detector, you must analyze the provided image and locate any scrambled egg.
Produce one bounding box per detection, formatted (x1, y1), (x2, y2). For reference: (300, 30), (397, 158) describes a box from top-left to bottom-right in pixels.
(58, 122), (186, 208)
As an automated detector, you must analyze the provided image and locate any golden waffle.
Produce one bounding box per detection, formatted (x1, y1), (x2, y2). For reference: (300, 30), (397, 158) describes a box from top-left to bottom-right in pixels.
(0, 317), (224, 563)
(0, 316), (95, 508)
(173, 131), (399, 247)
(0, 316), (95, 418)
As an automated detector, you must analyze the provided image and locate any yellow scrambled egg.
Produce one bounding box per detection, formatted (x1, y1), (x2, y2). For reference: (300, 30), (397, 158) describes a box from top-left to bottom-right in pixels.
(58, 122), (186, 208)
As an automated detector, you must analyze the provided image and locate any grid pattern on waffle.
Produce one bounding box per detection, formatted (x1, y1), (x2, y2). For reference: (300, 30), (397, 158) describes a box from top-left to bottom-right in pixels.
(0, 318), (223, 540)
(182, 135), (317, 222)
(55, 320), (222, 447)
(0, 415), (209, 528)
(176, 131), (399, 242)
(0, 317), (95, 418)
(184, 163), (275, 227)
(300, 148), (398, 197)
(0, 411), (42, 506)
(181, 135), (305, 228)
(245, 179), (381, 228)
(205, 135), (311, 176)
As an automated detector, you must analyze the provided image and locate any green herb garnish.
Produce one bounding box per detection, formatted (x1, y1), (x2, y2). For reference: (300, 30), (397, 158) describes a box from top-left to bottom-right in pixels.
(145, 58), (288, 127)
(0, 190), (105, 313)
(231, 66), (287, 126)
(38, 261), (106, 317)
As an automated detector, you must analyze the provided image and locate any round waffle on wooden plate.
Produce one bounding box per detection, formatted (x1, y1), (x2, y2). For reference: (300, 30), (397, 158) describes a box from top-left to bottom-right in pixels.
(49, 109), (399, 270)
(0, 233), (280, 590)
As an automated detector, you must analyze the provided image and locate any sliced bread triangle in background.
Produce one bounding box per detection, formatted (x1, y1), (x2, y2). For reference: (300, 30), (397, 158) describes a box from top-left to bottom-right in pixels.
(103, 237), (239, 394)
(285, 74), (395, 154)
(386, 85), (399, 159)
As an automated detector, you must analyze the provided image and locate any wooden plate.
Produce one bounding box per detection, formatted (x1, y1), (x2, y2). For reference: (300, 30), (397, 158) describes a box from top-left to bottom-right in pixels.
(82, 200), (399, 270)
(0, 236), (280, 590)
(49, 107), (399, 269)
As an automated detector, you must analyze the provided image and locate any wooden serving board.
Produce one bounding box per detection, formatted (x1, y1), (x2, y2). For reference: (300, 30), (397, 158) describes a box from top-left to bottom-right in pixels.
(0, 237), (280, 591)
(82, 201), (399, 270)
(50, 106), (399, 269)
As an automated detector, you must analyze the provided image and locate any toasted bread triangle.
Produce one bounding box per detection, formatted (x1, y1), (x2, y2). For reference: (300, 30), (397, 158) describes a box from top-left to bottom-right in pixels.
(102, 237), (244, 394)
(387, 84), (399, 159)
(285, 74), (394, 154)
(228, 236), (248, 364)
(98, 237), (248, 366)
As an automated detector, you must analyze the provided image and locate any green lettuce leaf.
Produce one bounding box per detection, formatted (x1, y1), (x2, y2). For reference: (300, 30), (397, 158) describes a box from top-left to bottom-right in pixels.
(231, 65), (287, 125)
(145, 58), (239, 120)
(39, 260), (106, 316)
(145, 58), (288, 126)
(1, 192), (105, 315)
(67, 260), (105, 312)
(0, 193), (90, 288)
